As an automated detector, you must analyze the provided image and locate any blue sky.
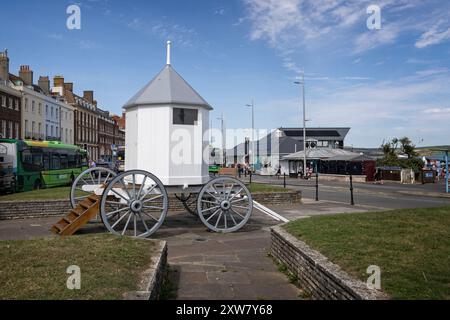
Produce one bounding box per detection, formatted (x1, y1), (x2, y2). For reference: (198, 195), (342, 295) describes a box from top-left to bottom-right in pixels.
(1, 0), (449, 147)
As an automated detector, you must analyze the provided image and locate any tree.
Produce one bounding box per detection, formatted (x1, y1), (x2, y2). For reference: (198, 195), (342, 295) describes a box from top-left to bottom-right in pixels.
(378, 136), (423, 172)
(399, 137), (417, 159)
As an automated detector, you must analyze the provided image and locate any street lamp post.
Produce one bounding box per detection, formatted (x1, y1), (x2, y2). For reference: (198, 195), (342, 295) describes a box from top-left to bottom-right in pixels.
(245, 99), (255, 170)
(217, 114), (226, 167)
(294, 72), (307, 178)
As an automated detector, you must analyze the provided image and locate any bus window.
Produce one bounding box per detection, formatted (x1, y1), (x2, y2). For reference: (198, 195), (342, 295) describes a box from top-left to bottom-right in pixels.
(32, 148), (43, 170)
(21, 149), (33, 171)
(43, 152), (50, 171)
(68, 150), (76, 168)
(60, 153), (68, 169)
(51, 153), (60, 170)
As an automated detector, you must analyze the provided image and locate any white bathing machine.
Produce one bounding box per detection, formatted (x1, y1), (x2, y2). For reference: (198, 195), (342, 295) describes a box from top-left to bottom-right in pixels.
(123, 56), (211, 186)
(67, 42), (253, 238)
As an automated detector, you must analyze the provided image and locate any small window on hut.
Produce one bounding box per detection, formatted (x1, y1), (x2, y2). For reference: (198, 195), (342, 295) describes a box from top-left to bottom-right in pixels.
(173, 108), (198, 125)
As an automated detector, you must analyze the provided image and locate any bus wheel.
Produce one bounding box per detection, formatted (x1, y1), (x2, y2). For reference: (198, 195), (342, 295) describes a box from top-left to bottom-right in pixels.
(33, 180), (42, 190)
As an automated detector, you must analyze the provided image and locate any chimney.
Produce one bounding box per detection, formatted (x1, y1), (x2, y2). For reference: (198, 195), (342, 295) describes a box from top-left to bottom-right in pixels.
(0, 49), (9, 82)
(19, 65), (33, 85)
(64, 82), (73, 92)
(53, 75), (64, 88)
(83, 90), (94, 103)
(38, 76), (50, 94)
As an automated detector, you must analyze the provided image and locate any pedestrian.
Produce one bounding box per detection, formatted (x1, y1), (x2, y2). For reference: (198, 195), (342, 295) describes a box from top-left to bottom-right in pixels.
(276, 165), (281, 177)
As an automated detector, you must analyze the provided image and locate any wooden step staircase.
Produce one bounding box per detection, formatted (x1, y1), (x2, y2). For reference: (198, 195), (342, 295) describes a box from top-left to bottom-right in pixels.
(51, 194), (100, 236)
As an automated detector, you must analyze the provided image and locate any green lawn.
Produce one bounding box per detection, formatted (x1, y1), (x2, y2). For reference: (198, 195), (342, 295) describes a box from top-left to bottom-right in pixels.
(247, 182), (290, 193)
(283, 207), (450, 300)
(0, 186), (72, 201)
(0, 234), (155, 300)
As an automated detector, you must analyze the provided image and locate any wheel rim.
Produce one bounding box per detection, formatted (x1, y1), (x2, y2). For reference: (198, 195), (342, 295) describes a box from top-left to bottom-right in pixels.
(197, 177), (253, 233)
(70, 167), (116, 208)
(100, 170), (168, 238)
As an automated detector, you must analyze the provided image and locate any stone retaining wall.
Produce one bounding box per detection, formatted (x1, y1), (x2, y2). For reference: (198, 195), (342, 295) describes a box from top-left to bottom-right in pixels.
(270, 225), (388, 300)
(0, 191), (301, 220)
(123, 240), (168, 300)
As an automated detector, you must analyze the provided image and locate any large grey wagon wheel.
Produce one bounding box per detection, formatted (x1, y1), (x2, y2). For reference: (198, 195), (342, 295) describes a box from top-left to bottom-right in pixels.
(197, 176), (253, 233)
(70, 167), (116, 208)
(100, 170), (169, 238)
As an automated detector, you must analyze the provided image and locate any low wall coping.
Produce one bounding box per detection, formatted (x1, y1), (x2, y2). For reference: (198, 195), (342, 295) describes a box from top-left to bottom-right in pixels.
(271, 225), (388, 300)
(122, 240), (168, 300)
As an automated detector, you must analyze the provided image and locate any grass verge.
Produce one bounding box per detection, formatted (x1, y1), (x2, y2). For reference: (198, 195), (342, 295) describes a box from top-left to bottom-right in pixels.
(283, 206), (450, 300)
(0, 234), (156, 300)
(0, 186), (72, 201)
(247, 182), (291, 193)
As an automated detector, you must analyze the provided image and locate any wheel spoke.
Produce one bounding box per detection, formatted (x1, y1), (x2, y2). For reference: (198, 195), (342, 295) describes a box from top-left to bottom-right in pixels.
(143, 205), (164, 210)
(230, 208), (245, 219)
(132, 174), (136, 198)
(224, 210), (227, 229)
(120, 178), (133, 200)
(134, 214), (137, 237)
(142, 211), (159, 222)
(111, 210), (131, 229)
(106, 200), (127, 206)
(138, 212), (149, 231)
(122, 212), (133, 235)
(206, 191), (220, 201)
(140, 184), (157, 201)
(111, 188), (130, 203)
(214, 211), (223, 228)
(106, 206), (129, 217)
(104, 173), (111, 184)
(201, 199), (218, 205)
(136, 176), (147, 199)
(142, 194), (163, 203)
(226, 183), (235, 200)
(228, 188), (243, 201)
(206, 209), (221, 222)
(231, 197), (246, 204)
(202, 205), (220, 213)
(228, 209), (238, 226)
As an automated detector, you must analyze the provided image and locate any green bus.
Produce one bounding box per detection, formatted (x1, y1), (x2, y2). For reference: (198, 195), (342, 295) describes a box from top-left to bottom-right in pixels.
(0, 139), (88, 193)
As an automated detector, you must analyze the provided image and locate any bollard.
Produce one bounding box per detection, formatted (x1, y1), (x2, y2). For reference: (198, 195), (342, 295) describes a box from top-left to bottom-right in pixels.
(283, 173), (286, 188)
(350, 174), (355, 205)
(315, 172), (319, 201)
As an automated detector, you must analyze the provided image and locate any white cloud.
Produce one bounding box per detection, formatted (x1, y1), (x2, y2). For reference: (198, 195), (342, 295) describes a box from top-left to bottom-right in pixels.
(415, 68), (448, 77)
(415, 22), (450, 48)
(241, 0), (450, 60)
(423, 108), (450, 114)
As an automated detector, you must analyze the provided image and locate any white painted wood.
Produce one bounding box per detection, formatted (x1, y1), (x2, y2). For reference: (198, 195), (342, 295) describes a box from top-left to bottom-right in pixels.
(125, 104), (209, 186)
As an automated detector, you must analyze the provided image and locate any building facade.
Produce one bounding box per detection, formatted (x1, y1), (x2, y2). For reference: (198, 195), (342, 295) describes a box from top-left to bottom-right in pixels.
(0, 50), (22, 139)
(111, 113), (125, 148)
(10, 66), (46, 141)
(0, 82), (22, 139)
(98, 109), (116, 160)
(53, 78), (99, 160)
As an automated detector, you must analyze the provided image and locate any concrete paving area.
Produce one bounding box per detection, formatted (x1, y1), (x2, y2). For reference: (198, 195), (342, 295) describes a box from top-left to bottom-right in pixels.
(0, 198), (373, 300)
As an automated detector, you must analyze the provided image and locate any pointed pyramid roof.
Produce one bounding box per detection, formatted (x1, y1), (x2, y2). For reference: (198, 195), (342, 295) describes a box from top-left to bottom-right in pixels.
(123, 65), (212, 110)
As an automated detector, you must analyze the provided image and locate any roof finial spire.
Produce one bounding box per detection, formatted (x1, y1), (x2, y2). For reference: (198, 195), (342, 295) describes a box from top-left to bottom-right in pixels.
(166, 40), (171, 65)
